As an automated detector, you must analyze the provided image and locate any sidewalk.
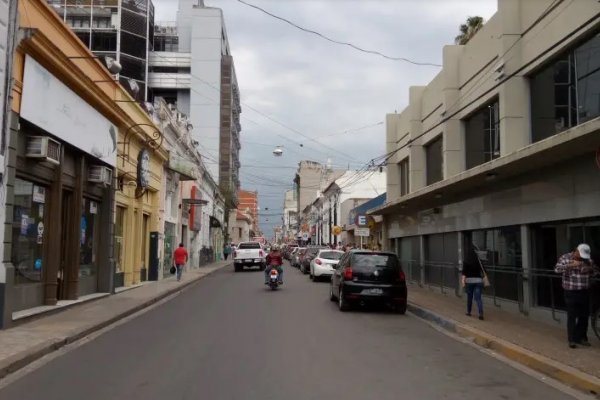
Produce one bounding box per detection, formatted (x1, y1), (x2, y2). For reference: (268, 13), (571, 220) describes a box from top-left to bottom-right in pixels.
(0, 261), (231, 380)
(407, 284), (600, 395)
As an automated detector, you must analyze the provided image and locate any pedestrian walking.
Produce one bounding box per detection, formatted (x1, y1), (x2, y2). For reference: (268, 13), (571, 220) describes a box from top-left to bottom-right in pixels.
(555, 244), (599, 348)
(223, 243), (232, 260)
(461, 244), (486, 320)
(173, 243), (188, 282)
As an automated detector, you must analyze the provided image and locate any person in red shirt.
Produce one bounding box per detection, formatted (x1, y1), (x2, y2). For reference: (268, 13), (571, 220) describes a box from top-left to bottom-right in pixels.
(173, 243), (188, 282)
(265, 245), (283, 285)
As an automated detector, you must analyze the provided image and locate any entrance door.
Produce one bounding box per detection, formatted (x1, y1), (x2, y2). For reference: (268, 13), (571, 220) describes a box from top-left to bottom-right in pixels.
(58, 190), (73, 300)
(79, 198), (101, 296)
(141, 213), (149, 281)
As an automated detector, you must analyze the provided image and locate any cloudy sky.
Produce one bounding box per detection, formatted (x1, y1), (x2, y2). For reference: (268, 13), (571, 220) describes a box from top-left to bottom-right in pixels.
(154, 0), (497, 237)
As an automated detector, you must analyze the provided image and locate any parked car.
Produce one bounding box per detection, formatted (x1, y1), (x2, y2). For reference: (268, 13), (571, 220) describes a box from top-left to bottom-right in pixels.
(309, 249), (344, 281)
(284, 244), (298, 260)
(292, 247), (307, 268)
(233, 241), (266, 272)
(299, 246), (327, 274)
(329, 250), (407, 314)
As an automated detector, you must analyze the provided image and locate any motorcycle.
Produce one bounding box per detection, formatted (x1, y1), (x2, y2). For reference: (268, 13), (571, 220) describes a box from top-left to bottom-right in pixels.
(268, 267), (280, 290)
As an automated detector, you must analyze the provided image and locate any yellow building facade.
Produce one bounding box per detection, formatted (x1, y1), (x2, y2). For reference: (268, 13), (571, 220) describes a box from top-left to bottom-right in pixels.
(3, 0), (167, 323)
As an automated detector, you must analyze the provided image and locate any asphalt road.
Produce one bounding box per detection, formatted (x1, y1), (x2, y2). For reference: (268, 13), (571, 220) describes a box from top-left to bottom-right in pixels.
(0, 262), (576, 400)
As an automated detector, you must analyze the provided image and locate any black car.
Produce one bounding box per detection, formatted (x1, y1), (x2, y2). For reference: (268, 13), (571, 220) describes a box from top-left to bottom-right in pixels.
(329, 250), (407, 314)
(300, 246), (327, 274)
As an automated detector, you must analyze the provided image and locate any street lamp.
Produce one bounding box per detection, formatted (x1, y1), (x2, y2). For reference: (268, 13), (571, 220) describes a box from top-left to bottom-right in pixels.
(273, 145), (283, 156)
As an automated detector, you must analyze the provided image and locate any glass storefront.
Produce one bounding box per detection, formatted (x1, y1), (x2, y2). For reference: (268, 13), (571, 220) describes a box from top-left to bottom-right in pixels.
(465, 226), (522, 302)
(11, 179), (47, 285)
(533, 218), (600, 310)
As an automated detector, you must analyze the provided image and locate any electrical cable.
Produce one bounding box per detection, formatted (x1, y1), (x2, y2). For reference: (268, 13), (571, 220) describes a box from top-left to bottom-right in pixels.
(235, 0), (442, 67)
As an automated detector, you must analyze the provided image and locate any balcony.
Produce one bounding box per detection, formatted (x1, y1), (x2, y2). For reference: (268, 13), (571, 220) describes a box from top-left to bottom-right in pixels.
(148, 73), (191, 89)
(149, 51), (191, 68)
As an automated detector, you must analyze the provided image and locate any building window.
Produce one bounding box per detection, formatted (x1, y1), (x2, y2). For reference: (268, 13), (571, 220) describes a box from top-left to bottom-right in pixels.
(153, 35), (179, 52)
(465, 100), (500, 169)
(12, 179), (46, 285)
(531, 31), (600, 142)
(464, 226), (522, 302)
(399, 157), (409, 196)
(425, 136), (443, 185)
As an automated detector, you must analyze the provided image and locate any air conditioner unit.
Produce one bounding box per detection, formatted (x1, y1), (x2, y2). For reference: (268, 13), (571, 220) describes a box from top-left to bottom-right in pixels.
(88, 165), (113, 186)
(26, 136), (61, 165)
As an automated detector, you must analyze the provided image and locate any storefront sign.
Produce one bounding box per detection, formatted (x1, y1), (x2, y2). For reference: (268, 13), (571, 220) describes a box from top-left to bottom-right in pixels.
(137, 149), (150, 189)
(21, 56), (117, 167)
(356, 215), (368, 227)
(32, 185), (45, 204)
(90, 201), (98, 215)
(168, 155), (197, 181)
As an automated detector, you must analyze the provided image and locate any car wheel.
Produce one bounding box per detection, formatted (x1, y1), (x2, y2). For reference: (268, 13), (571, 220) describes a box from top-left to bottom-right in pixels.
(338, 287), (350, 312)
(309, 270), (314, 280)
(329, 284), (336, 302)
(394, 303), (407, 315)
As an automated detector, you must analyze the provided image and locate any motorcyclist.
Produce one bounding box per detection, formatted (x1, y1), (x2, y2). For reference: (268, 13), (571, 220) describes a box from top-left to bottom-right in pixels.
(265, 245), (284, 285)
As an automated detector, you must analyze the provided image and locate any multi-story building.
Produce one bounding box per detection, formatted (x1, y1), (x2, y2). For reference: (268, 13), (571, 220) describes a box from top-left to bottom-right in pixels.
(313, 170), (386, 246)
(294, 160), (345, 233)
(282, 189), (297, 242)
(238, 190), (258, 236)
(149, 0), (241, 203)
(375, 0), (600, 324)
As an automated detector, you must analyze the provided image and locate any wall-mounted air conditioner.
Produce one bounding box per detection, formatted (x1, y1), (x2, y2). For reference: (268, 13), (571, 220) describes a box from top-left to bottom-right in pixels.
(26, 136), (61, 165)
(88, 165), (113, 186)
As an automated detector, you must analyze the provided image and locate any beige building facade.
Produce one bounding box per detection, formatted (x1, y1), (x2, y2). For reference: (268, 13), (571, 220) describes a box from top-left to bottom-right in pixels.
(376, 0), (600, 324)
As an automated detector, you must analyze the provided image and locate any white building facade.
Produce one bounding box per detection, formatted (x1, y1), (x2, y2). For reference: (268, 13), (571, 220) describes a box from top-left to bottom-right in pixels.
(282, 189), (297, 242)
(150, 0), (241, 202)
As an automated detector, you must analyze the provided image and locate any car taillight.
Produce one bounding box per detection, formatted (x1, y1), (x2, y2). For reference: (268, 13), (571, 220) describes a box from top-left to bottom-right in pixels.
(259, 250), (264, 257)
(233, 251), (237, 258)
(315, 259), (322, 265)
(343, 266), (353, 280)
(399, 270), (406, 282)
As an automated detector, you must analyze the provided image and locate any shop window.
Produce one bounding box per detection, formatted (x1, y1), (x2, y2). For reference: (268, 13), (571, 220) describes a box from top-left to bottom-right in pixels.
(12, 179), (47, 285)
(465, 100), (500, 169)
(114, 206), (126, 273)
(153, 35), (179, 52)
(533, 219), (600, 310)
(80, 198), (100, 279)
(465, 226), (522, 302)
(531, 31), (600, 142)
(425, 136), (443, 185)
(399, 157), (409, 196)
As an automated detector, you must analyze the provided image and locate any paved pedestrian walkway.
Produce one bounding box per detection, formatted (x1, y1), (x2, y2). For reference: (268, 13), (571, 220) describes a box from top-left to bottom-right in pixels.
(407, 283), (600, 394)
(0, 261), (231, 379)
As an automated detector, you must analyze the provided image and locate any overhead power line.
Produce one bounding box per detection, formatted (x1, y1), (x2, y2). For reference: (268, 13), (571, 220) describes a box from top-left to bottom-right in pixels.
(236, 0), (442, 67)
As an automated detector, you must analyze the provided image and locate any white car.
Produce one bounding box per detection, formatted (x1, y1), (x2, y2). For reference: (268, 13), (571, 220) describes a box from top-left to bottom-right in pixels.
(309, 249), (345, 281)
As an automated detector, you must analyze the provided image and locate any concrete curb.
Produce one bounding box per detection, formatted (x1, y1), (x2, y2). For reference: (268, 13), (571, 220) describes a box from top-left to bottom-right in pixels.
(408, 302), (600, 397)
(0, 263), (230, 380)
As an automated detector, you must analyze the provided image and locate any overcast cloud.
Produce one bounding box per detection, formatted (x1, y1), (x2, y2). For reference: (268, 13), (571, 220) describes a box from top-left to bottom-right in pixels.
(153, 0), (497, 236)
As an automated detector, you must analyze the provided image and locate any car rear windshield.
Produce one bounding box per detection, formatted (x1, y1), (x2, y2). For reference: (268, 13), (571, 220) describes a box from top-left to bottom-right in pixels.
(238, 242), (261, 249)
(352, 253), (400, 271)
(319, 251), (343, 260)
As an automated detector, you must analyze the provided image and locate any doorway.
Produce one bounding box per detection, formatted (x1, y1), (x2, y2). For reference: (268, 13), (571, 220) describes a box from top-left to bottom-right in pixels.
(141, 213), (150, 281)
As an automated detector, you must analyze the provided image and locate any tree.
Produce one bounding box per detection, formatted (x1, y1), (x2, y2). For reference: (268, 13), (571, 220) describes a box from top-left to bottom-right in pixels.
(455, 16), (485, 45)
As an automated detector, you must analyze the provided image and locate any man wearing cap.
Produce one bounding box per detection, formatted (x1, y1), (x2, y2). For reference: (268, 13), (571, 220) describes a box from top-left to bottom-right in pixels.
(555, 244), (599, 348)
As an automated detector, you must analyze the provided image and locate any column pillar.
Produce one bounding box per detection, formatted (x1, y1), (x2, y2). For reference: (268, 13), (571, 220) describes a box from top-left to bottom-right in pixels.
(520, 224), (531, 316)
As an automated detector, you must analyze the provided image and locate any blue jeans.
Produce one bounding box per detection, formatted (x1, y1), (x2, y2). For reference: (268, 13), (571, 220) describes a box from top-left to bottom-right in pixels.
(265, 265), (283, 283)
(466, 282), (483, 316)
(176, 264), (184, 281)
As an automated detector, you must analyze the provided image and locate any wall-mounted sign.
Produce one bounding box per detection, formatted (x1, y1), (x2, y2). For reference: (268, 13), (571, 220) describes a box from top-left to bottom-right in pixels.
(90, 201), (98, 215)
(356, 215), (368, 227)
(137, 149), (150, 189)
(168, 155), (197, 181)
(332, 225), (343, 236)
(21, 56), (117, 167)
